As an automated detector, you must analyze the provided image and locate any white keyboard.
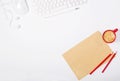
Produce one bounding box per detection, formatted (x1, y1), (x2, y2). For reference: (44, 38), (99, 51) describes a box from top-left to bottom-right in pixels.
(31, 0), (87, 17)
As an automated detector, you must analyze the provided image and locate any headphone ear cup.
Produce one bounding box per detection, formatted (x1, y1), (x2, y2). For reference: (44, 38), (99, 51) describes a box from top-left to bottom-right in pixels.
(12, 0), (29, 15)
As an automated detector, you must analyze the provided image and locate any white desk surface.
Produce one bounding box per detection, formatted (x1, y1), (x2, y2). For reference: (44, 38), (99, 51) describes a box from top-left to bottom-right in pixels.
(0, 0), (120, 81)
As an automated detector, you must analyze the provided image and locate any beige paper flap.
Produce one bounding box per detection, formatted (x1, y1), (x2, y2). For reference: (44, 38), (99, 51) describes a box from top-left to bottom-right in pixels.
(63, 31), (112, 80)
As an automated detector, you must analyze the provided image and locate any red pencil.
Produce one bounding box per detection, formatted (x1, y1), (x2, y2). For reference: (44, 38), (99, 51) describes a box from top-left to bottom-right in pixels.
(90, 54), (112, 75)
(102, 53), (116, 73)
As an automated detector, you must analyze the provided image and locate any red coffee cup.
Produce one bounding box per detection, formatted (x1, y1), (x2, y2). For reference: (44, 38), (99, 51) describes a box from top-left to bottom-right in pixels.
(102, 28), (118, 43)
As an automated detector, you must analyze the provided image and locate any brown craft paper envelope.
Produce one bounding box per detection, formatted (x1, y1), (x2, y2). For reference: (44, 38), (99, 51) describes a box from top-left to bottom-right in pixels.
(63, 31), (112, 80)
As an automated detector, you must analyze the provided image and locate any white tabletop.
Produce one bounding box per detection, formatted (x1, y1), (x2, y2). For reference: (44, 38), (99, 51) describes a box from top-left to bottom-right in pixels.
(0, 0), (120, 81)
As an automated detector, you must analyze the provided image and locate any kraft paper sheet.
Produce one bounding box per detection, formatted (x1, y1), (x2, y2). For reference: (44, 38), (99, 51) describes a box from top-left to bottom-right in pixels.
(63, 31), (112, 80)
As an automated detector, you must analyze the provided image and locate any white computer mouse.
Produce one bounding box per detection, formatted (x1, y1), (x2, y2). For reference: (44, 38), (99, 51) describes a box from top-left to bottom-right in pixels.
(12, 0), (29, 15)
